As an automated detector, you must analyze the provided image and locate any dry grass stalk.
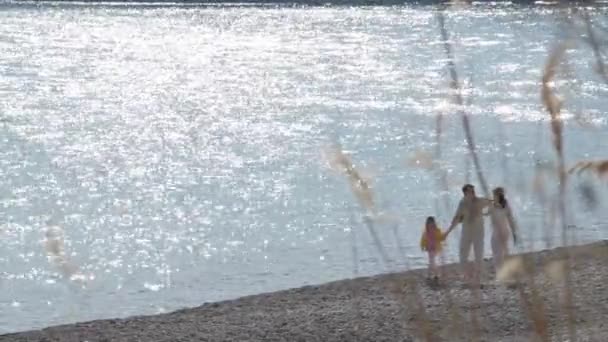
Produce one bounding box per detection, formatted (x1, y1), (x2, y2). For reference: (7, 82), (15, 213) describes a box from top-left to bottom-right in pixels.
(380, 251), (437, 341)
(581, 10), (608, 83)
(498, 253), (577, 341)
(433, 110), (452, 213)
(541, 43), (567, 175)
(361, 216), (391, 268)
(496, 256), (526, 284)
(531, 164), (554, 249)
(44, 225), (90, 286)
(544, 258), (580, 340)
(436, 13), (490, 199)
(44, 226), (65, 257)
(347, 215), (362, 333)
(398, 224), (465, 341)
(402, 278), (438, 342)
(387, 226), (441, 342)
(326, 145), (436, 340)
(532, 160), (560, 199)
(545, 259), (568, 284)
(568, 159), (608, 178)
(325, 145), (394, 267)
(541, 42), (569, 240)
(519, 279), (550, 342)
(576, 180), (599, 210)
(541, 41), (578, 341)
(325, 145), (375, 214)
(561, 263), (576, 341)
(429, 79), (467, 342)
(500, 255), (550, 342)
(496, 121), (510, 185)
(435, 12), (493, 342)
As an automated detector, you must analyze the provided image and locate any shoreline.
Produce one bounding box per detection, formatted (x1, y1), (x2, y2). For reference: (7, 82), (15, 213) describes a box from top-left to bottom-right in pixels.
(5, 0), (604, 7)
(2, 240), (607, 341)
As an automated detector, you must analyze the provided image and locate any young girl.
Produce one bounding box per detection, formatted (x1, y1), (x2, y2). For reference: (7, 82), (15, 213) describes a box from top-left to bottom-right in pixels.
(420, 216), (446, 280)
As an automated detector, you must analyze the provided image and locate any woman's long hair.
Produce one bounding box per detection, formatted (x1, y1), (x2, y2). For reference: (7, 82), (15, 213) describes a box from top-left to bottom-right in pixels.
(493, 187), (507, 208)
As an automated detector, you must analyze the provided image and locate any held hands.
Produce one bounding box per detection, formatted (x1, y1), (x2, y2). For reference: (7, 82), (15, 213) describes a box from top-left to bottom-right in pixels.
(442, 225), (451, 239)
(444, 221), (456, 238)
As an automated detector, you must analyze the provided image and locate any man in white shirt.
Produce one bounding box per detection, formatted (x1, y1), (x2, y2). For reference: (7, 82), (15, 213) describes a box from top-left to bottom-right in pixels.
(445, 184), (492, 284)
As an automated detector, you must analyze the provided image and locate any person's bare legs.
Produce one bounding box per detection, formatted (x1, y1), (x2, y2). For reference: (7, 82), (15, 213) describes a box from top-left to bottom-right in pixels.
(492, 228), (510, 277)
(459, 228), (473, 282)
(473, 225), (485, 285)
(428, 251), (438, 278)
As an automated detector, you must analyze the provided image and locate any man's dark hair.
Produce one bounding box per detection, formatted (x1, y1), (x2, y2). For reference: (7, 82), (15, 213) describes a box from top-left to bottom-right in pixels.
(462, 184), (474, 193)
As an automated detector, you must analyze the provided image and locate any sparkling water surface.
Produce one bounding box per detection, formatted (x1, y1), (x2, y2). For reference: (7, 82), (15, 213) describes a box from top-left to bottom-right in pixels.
(1, 2), (608, 333)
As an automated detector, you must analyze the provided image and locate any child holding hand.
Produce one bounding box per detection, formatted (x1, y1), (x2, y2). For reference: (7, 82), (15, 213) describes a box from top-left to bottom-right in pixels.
(420, 216), (446, 281)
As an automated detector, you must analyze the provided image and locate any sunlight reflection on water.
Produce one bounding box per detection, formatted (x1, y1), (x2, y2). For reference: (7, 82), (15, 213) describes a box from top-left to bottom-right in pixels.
(0, 2), (607, 333)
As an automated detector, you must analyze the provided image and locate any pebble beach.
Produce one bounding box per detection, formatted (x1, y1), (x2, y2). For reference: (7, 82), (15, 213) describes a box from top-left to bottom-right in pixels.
(2, 241), (607, 342)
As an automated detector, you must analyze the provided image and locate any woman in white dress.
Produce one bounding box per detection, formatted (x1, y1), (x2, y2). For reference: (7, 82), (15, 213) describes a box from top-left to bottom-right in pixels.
(488, 187), (519, 273)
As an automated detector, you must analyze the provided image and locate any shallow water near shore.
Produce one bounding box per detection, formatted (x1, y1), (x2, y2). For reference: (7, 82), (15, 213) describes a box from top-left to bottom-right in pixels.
(1, 1), (608, 333)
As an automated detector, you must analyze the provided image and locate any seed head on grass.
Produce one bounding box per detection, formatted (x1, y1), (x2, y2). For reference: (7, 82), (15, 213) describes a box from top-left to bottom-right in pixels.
(496, 256), (526, 284)
(541, 43), (570, 161)
(568, 160), (608, 178)
(43, 225), (93, 287)
(324, 144), (375, 215)
(44, 225), (66, 261)
(545, 260), (568, 284)
(542, 39), (578, 341)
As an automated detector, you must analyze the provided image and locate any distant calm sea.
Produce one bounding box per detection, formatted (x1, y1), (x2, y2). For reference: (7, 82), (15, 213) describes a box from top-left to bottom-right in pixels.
(0, 1), (607, 333)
